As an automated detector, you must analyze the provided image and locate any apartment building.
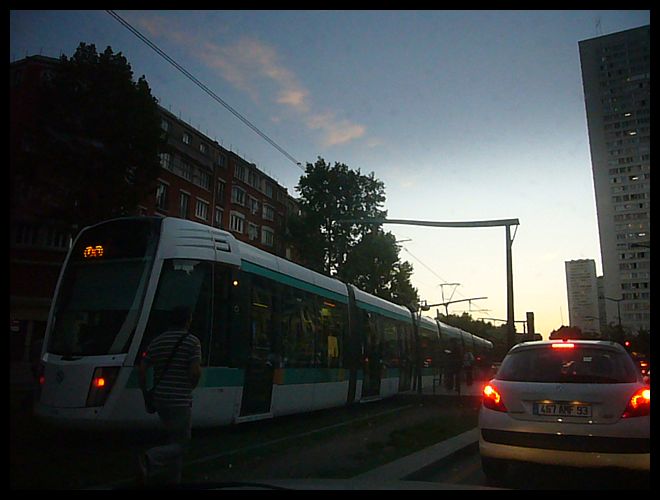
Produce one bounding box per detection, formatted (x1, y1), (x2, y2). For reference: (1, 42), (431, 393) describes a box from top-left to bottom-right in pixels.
(578, 25), (650, 333)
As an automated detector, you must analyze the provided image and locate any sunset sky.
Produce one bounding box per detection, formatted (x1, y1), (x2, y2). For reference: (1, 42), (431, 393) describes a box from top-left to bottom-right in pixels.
(10, 10), (650, 336)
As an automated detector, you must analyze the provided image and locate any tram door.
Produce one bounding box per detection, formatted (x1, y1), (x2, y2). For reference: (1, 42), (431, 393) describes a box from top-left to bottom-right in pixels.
(239, 279), (274, 417)
(361, 311), (382, 398)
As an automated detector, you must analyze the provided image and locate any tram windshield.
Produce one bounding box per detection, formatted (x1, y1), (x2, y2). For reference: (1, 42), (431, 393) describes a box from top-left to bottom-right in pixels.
(47, 218), (161, 357)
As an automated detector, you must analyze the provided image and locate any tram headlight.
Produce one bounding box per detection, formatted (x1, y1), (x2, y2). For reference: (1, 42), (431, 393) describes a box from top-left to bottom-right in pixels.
(86, 366), (120, 407)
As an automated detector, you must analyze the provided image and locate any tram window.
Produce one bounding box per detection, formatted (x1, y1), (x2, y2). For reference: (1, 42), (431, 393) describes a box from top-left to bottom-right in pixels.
(381, 318), (399, 368)
(320, 300), (346, 368)
(140, 259), (212, 363)
(250, 278), (273, 352)
(281, 289), (319, 368)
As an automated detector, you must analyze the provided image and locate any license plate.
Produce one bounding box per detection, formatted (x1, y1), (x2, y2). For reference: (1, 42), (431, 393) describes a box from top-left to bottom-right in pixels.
(533, 402), (592, 417)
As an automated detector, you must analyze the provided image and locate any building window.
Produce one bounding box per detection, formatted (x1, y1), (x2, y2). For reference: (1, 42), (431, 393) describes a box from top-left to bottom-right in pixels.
(261, 227), (274, 247)
(161, 119), (170, 132)
(217, 180), (226, 204)
(214, 206), (224, 228)
(264, 182), (273, 198)
(217, 153), (226, 168)
(231, 186), (246, 206)
(248, 170), (261, 189)
(249, 196), (259, 215)
(234, 163), (246, 182)
(171, 157), (193, 181)
(230, 211), (245, 234)
(179, 191), (190, 218)
(248, 223), (259, 241)
(159, 152), (172, 171)
(13, 224), (37, 246)
(193, 168), (211, 190)
(42, 227), (70, 249)
(195, 198), (209, 221)
(182, 132), (191, 145)
(262, 204), (275, 221)
(199, 142), (208, 155)
(156, 181), (169, 211)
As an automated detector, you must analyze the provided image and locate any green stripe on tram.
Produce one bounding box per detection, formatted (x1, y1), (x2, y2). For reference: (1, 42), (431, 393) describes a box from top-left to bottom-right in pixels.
(355, 300), (411, 322)
(241, 260), (349, 304)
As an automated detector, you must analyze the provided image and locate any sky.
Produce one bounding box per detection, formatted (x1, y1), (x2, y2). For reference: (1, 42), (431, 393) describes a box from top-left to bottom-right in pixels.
(10, 10), (650, 338)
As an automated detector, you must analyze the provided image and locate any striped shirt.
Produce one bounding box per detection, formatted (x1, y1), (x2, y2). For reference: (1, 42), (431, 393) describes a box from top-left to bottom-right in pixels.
(145, 330), (202, 408)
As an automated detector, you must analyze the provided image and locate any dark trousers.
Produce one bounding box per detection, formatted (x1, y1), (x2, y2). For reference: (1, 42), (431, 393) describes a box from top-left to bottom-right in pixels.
(145, 404), (192, 484)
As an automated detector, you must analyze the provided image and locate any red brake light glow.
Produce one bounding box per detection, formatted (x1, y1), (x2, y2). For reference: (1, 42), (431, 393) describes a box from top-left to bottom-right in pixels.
(93, 377), (106, 388)
(552, 342), (575, 349)
(622, 387), (650, 418)
(483, 383), (507, 412)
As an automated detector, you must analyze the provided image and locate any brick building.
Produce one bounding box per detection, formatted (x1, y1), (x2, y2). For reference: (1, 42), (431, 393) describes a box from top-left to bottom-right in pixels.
(10, 54), (299, 362)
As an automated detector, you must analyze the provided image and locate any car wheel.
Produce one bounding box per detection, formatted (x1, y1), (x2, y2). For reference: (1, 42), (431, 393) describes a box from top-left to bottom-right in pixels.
(481, 456), (508, 486)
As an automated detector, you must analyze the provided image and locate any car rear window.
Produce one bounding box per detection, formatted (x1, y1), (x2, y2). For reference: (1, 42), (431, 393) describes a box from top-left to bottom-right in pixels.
(496, 346), (638, 383)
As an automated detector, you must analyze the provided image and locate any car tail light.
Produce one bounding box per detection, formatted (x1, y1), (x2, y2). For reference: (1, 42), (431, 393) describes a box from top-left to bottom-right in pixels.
(551, 342), (575, 349)
(483, 383), (507, 412)
(86, 366), (120, 407)
(621, 387), (650, 418)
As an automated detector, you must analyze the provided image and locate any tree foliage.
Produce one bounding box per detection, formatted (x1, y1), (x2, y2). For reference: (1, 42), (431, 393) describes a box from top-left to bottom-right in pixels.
(288, 157), (419, 308)
(13, 43), (163, 230)
(290, 157), (387, 274)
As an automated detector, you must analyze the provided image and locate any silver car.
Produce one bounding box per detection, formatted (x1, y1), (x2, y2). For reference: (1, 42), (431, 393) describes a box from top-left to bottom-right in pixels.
(478, 340), (650, 485)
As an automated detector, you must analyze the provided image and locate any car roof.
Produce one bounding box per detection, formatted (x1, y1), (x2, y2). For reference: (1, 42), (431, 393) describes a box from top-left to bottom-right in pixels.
(508, 339), (626, 354)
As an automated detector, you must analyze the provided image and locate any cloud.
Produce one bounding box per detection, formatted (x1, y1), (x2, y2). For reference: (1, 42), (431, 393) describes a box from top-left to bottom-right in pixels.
(306, 113), (366, 147)
(131, 12), (366, 147)
(277, 89), (309, 109)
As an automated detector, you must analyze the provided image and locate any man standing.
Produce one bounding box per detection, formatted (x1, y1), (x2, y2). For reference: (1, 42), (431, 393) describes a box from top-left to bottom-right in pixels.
(138, 306), (202, 486)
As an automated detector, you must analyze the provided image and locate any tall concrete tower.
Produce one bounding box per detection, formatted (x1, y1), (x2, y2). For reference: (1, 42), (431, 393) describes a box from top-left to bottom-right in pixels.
(578, 25), (650, 334)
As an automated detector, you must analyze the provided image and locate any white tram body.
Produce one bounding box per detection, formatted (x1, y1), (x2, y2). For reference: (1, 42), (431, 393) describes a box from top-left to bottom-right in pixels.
(34, 216), (492, 429)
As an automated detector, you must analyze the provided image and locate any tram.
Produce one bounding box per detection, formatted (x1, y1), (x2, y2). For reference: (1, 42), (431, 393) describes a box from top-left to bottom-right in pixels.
(34, 216), (492, 429)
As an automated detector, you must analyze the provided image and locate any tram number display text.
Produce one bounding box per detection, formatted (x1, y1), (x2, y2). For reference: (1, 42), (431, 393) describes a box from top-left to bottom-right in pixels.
(83, 245), (105, 258)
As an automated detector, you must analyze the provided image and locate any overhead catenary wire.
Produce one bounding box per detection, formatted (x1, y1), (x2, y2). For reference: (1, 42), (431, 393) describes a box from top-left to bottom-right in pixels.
(400, 244), (490, 314)
(106, 10), (304, 171)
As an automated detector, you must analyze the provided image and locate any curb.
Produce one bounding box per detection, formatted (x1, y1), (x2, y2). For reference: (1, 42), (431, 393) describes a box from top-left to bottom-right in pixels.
(352, 427), (479, 481)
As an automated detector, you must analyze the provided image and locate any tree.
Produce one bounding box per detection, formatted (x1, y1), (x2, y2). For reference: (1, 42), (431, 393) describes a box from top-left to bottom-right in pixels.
(338, 229), (419, 309)
(548, 325), (591, 340)
(12, 43), (163, 231)
(389, 261), (419, 311)
(289, 157), (419, 308)
(290, 157), (386, 275)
